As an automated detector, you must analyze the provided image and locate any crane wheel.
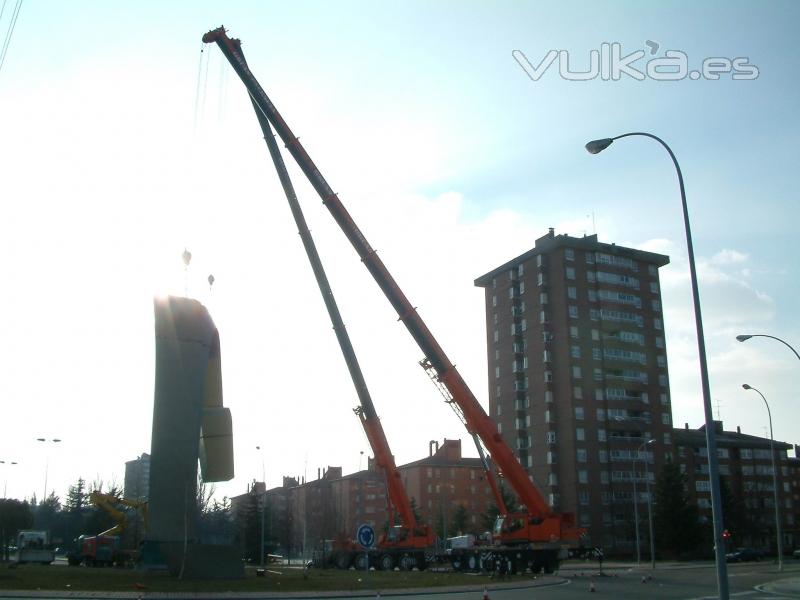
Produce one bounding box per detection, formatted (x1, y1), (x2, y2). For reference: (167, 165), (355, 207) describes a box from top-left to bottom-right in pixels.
(335, 553), (351, 570)
(379, 554), (395, 571)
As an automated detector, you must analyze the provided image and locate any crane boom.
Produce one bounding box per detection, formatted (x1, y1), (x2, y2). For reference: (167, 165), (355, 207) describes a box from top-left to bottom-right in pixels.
(230, 38), (427, 539)
(202, 26), (552, 521)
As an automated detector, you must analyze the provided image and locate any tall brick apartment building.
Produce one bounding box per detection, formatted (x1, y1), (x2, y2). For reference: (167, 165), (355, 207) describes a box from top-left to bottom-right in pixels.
(474, 230), (673, 551)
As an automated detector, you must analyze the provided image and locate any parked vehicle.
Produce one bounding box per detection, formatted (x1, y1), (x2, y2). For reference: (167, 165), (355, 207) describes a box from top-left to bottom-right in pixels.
(725, 547), (764, 562)
(15, 531), (54, 565)
(792, 549), (800, 559)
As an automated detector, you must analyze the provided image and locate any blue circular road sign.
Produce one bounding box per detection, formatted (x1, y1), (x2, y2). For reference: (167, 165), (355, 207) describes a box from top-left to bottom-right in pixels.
(357, 523), (375, 549)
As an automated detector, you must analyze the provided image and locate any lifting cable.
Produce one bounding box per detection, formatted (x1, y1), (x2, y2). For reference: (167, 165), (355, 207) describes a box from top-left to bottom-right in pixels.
(0, 0), (24, 77)
(192, 42), (206, 135)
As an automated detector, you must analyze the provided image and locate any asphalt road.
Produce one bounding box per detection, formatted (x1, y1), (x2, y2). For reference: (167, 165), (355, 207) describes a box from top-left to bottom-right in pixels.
(404, 562), (800, 600)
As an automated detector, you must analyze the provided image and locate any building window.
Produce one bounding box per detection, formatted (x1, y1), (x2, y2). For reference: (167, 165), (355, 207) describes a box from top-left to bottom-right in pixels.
(587, 270), (596, 283)
(566, 267), (576, 280)
(567, 286), (577, 299)
(544, 390), (553, 403)
(592, 348), (601, 360)
(655, 336), (664, 348)
(536, 254), (544, 267)
(589, 309), (599, 321)
(657, 355), (667, 368)
(577, 448), (587, 463)
(497, 422), (502, 434)
(494, 329), (499, 343)
(652, 300), (662, 312)
(570, 325), (579, 338)
(565, 248), (575, 261)
(543, 350), (552, 363)
(663, 432), (671, 445)
(658, 374), (667, 387)
(575, 406), (584, 420)
(544, 371), (553, 383)
(572, 366), (582, 379)
(573, 386), (583, 400)
(545, 409), (552, 423)
(593, 368), (603, 381)
(578, 471), (588, 484)
(600, 471), (609, 484)
(569, 305), (579, 318)
(588, 289), (597, 302)
(547, 451), (556, 464)
(595, 389), (604, 401)
(654, 318), (663, 330)
(492, 295), (497, 307)
(539, 310), (548, 324)
(660, 393), (669, 405)
(596, 408), (606, 421)
(650, 282), (659, 294)
(495, 366), (500, 379)
(598, 429), (607, 442)
(586, 252), (595, 264)
(576, 428), (585, 441)
(537, 273), (546, 286)
(599, 450), (608, 463)
(695, 480), (711, 492)
(548, 472), (558, 486)
(571, 345), (581, 358)
(540, 292), (549, 304)
(546, 431), (557, 444)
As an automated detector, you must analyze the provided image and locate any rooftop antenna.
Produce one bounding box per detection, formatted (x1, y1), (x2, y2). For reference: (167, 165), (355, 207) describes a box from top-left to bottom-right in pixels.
(586, 212), (597, 235)
(182, 248), (192, 297)
(713, 398), (723, 421)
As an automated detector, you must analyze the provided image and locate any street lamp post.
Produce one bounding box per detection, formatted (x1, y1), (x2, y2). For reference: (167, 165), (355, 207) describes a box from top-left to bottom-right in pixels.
(644, 450), (656, 570)
(36, 438), (61, 501)
(736, 334), (800, 361)
(586, 132), (729, 599)
(741, 384), (783, 571)
(632, 439), (655, 568)
(632, 462), (642, 567)
(256, 445), (266, 568)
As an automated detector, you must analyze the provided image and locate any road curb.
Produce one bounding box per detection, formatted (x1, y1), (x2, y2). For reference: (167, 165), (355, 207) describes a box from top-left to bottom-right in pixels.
(0, 576), (568, 599)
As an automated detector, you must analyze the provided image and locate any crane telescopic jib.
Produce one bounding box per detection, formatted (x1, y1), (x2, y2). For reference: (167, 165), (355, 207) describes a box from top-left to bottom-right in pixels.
(202, 25), (585, 573)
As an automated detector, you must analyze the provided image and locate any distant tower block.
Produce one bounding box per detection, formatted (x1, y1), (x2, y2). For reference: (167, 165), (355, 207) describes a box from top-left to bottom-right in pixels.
(145, 296), (238, 578)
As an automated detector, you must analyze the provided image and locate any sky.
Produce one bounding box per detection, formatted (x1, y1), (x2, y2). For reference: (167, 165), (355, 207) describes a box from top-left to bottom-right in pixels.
(0, 1), (797, 505)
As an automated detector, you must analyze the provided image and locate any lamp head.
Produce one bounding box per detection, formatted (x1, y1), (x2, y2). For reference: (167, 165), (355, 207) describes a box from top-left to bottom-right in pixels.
(736, 335), (752, 342)
(585, 138), (614, 154)
(742, 383), (752, 390)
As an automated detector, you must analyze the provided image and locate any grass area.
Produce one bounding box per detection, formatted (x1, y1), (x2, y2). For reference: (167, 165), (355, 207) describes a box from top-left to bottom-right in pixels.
(0, 563), (498, 593)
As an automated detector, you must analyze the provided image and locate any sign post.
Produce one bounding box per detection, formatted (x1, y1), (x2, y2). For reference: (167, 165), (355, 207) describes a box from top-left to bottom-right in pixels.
(356, 523), (375, 574)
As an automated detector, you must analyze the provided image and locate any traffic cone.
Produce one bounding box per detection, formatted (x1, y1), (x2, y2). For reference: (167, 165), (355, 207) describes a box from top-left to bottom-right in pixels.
(482, 587), (490, 599)
(641, 575), (647, 583)
(589, 579), (596, 592)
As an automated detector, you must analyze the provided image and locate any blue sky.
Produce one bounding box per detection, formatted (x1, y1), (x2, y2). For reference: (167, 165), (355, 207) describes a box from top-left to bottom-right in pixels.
(0, 1), (797, 504)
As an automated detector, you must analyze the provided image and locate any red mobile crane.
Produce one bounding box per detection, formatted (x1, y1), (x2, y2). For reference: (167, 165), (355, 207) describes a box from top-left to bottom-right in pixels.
(203, 26), (584, 574)
(221, 36), (434, 571)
